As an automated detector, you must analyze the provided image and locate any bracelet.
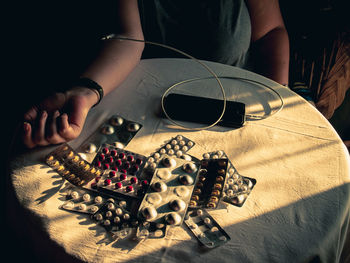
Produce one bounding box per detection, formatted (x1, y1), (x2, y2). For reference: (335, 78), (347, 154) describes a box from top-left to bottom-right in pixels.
(73, 77), (104, 107)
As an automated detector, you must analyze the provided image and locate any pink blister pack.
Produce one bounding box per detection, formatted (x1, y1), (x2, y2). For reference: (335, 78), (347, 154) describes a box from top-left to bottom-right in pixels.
(84, 145), (149, 199)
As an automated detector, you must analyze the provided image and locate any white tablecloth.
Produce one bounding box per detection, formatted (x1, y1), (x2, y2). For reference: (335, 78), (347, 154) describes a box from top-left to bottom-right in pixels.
(8, 59), (350, 263)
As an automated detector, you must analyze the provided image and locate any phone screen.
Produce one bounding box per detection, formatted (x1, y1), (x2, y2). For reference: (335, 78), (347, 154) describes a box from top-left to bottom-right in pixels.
(162, 93), (246, 128)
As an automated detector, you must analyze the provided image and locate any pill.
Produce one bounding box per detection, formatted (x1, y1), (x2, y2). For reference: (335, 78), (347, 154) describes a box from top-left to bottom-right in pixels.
(181, 154), (192, 161)
(167, 149), (175, 155)
(62, 201), (74, 209)
(182, 162), (197, 173)
(153, 153), (161, 159)
(165, 212), (181, 225)
(189, 200), (197, 206)
(106, 211), (113, 218)
(213, 183), (222, 190)
(175, 150), (183, 157)
(130, 177), (138, 184)
(142, 206), (157, 220)
(216, 176), (224, 182)
(176, 135), (183, 141)
(95, 196), (103, 204)
(103, 163), (110, 170)
(169, 199), (186, 212)
(191, 195), (200, 201)
(187, 141), (194, 147)
(104, 220), (111, 226)
(123, 213), (130, 220)
(90, 206), (98, 213)
(179, 140), (185, 146)
(196, 210), (203, 216)
(203, 153), (210, 159)
(115, 159), (122, 167)
(115, 182), (123, 189)
(138, 229), (149, 238)
(104, 179), (112, 186)
(165, 144), (172, 150)
(127, 122), (140, 132)
(217, 169), (226, 176)
(190, 224), (198, 229)
(114, 216), (121, 224)
(109, 115), (124, 126)
(125, 185), (134, 192)
(207, 202), (217, 208)
(109, 171), (117, 178)
(178, 174), (194, 185)
(82, 194), (90, 202)
(127, 155), (134, 162)
(95, 213), (103, 221)
(217, 150), (224, 157)
(115, 208), (123, 216)
(162, 157), (176, 168)
(119, 173), (127, 181)
(70, 191), (79, 199)
(152, 181), (167, 192)
(204, 218), (211, 224)
(101, 125), (114, 135)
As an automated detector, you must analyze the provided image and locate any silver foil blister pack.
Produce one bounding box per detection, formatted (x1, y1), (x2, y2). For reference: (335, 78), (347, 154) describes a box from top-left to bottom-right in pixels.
(203, 151), (256, 207)
(60, 188), (115, 215)
(184, 209), (230, 248)
(137, 154), (200, 227)
(91, 199), (138, 238)
(77, 115), (142, 163)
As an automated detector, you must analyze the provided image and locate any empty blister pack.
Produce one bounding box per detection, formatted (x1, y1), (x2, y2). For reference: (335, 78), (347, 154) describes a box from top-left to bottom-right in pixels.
(189, 158), (229, 209)
(46, 143), (102, 186)
(136, 222), (168, 239)
(84, 145), (148, 199)
(184, 209), (230, 249)
(91, 199), (138, 238)
(77, 115), (142, 163)
(60, 188), (113, 214)
(203, 151), (256, 207)
(138, 154), (200, 227)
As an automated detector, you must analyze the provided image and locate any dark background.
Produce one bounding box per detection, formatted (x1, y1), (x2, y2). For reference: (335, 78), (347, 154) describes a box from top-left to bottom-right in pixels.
(4, 1), (350, 262)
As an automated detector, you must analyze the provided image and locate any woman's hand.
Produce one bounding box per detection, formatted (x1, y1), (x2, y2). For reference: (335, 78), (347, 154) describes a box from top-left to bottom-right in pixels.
(22, 87), (99, 148)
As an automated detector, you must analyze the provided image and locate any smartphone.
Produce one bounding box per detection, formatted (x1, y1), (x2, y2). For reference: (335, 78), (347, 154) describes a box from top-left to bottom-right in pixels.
(161, 93), (246, 128)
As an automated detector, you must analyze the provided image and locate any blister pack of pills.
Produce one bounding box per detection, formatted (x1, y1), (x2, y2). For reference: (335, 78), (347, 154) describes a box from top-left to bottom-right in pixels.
(137, 154), (200, 227)
(60, 188), (113, 215)
(150, 135), (196, 161)
(203, 151), (256, 207)
(91, 199), (138, 238)
(136, 221), (168, 239)
(184, 209), (230, 249)
(46, 143), (102, 186)
(84, 145), (148, 199)
(77, 115), (142, 163)
(189, 158), (229, 209)
(142, 135), (198, 178)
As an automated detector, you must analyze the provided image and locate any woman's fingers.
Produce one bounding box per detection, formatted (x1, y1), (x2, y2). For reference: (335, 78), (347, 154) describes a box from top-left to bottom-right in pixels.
(46, 110), (65, 144)
(33, 111), (50, 146)
(22, 122), (36, 148)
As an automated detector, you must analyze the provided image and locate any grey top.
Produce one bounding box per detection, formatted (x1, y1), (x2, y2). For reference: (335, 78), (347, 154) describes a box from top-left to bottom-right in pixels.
(138, 0), (252, 68)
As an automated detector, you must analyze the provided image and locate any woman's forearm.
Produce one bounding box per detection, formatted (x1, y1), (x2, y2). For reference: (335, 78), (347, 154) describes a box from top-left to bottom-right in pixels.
(80, 38), (144, 96)
(253, 26), (290, 85)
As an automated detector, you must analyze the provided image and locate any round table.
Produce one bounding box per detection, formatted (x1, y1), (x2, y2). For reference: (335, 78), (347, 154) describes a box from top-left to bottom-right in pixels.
(8, 58), (350, 263)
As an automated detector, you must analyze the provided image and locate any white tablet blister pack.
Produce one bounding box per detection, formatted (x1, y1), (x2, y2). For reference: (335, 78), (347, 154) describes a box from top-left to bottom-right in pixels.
(77, 115), (142, 163)
(91, 199), (138, 238)
(137, 154), (200, 227)
(184, 209), (230, 248)
(203, 151), (256, 207)
(60, 188), (114, 215)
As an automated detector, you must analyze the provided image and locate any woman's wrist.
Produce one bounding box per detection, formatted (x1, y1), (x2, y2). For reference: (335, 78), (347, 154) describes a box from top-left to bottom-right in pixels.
(66, 86), (100, 109)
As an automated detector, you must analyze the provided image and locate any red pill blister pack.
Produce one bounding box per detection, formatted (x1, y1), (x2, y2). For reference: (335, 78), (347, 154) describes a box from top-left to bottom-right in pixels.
(203, 151), (256, 207)
(184, 209), (230, 249)
(85, 145), (148, 199)
(45, 143), (103, 187)
(189, 158), (229, 209)
(137, 154), (200, 227)
(77, 115), (142, 163)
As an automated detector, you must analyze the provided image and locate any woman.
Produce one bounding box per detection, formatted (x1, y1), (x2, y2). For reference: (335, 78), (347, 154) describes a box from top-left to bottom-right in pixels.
(22, 0), (289, 148)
